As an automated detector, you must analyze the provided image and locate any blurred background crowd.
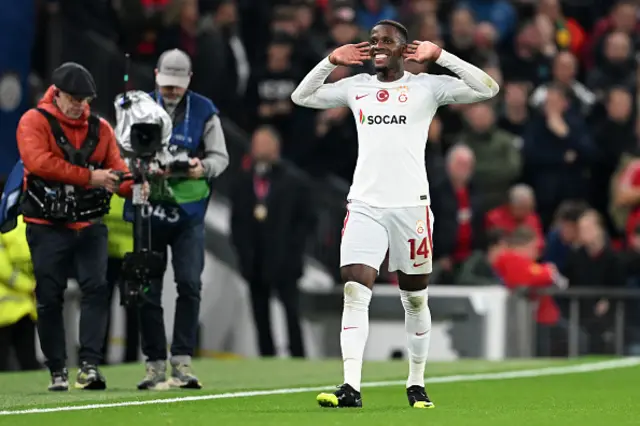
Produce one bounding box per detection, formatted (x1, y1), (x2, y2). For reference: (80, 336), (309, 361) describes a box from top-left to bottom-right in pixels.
(3, 0), (640, 367)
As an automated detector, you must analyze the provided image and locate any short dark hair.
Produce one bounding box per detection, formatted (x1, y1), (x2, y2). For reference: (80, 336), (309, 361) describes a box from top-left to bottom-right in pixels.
(555, 201), (588, 223)
(507, 226), (537, 247)
(374, 19), (408, 43)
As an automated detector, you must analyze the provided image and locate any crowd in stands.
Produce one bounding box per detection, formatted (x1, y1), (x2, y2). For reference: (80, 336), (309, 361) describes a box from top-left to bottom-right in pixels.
(20, 0), (640, 355)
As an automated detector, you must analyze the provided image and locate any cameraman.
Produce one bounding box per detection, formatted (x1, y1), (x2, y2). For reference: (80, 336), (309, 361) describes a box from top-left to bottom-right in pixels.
(16, 63), (135, 391)
(135, 49), (229, 390)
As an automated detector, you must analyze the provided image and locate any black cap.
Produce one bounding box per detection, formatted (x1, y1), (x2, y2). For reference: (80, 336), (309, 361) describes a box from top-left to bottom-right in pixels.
(52, 62), (97, 98)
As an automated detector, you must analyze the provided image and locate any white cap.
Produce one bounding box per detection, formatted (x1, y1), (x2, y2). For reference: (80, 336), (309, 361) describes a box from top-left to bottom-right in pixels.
(156, 49), (192, 88)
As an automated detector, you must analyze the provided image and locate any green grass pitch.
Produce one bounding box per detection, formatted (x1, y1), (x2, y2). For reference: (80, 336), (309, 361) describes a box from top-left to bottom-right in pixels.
(0, 357), (638, 425)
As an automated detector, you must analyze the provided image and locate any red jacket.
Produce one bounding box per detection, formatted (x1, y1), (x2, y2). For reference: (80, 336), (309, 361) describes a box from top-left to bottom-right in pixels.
(16, 86), (133, 229)
(492, 250), (560, 325)
(486, 205), (545, 255)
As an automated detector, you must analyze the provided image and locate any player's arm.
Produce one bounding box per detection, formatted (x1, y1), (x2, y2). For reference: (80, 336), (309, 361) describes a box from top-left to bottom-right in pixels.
(405, 41), (499, 105)
(291, 42), (369, 109)
(431, 50), (500, 104)
(290, 58), (350, 109)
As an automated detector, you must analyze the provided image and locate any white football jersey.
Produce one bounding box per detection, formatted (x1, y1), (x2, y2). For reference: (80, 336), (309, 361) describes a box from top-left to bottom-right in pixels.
(292, 50), (499, 208)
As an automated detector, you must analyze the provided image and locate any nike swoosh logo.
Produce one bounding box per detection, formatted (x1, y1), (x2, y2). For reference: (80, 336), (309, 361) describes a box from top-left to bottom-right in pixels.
(343, 326), (358, 330)
(413, 262), (427, 267)
(415, 330), (428, 336)
(355, 94), (369, 100)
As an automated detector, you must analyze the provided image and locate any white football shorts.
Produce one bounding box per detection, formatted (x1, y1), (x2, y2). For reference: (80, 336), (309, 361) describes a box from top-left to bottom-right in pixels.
(340, 199), (434, 274)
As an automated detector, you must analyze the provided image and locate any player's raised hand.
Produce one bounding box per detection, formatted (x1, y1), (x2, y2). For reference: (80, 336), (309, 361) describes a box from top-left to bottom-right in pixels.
(404, 40), (443, 63)
(328, 42), (370, 66)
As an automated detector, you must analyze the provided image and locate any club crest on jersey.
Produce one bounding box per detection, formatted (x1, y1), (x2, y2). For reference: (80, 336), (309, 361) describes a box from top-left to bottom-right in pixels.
(398, 92), (408, 103)
(358, 109), (407, 125)
(376, 89), (389, 102)
(416, 220), (425, 235)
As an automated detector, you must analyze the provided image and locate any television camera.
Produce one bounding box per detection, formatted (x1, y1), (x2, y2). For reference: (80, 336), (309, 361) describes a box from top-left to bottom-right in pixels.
(113, 89), (177, 307)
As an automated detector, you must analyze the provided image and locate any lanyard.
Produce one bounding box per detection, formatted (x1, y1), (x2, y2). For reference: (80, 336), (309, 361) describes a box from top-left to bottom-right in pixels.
(253, 176), (270, 201)
(155, 91), (191, 144)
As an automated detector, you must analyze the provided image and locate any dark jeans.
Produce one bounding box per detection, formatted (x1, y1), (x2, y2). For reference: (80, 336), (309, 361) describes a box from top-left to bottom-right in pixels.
(0, 315), (41, 371)
(102, 257), (140, 364)
(139, 220), (204, 362)
(26, 223), (109, 372)
(248, 272), (305, 358)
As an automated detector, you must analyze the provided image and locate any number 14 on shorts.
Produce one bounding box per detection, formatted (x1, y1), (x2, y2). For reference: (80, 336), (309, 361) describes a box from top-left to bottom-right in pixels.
(408, 237), (429, 267)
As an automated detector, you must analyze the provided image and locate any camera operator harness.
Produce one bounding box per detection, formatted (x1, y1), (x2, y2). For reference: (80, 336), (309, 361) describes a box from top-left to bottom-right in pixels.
(21, 108), (113, 223)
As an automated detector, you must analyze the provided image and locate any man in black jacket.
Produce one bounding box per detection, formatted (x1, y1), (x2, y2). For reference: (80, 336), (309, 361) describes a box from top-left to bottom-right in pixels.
(430, 144), (485, 283)
(229, 125), (314, 357)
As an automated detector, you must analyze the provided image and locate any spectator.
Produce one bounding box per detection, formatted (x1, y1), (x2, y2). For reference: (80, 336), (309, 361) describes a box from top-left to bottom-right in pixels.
(356, 0), (397, 29)
(523, 84), (594, 228)
(116, 0), (168, 63)
(457, 102), (521, 210)
(498, 81), (530, 138)
(157, 0), (200, 57)
(245, 32), (299, 153)
(193, 0), (250, 126)
(443, 8), (481, 67)
(456, 228), (507, 286)
(491, 226), (566, 356)
(530, 51), (596, 115)
(302, 67), (358, 181)
(535, 0), (586, 56)
(612, 154), (640, 244)
(486, 184), (545, 256)
(583, 0), (640, 70)
(414, 12), (443, 48)
(229, 126), (313, 358)
(292, 1), (327, 72)
(587, 31), (638, 97)
(591, 88), (636, 234)
(431, 145), (485, 284)
(456, 0), (517, 44)
(424, 115), (446, 188)
(500, 21), (552, 85)
(543, 200), (588, 275)
(565, 209), (624, 354)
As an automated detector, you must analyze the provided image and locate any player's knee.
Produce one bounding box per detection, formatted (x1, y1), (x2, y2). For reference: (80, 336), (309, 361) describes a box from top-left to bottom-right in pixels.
(340, 265), (376, 288)
(399, 288), (429, 316)
(343, 281), (372, 310)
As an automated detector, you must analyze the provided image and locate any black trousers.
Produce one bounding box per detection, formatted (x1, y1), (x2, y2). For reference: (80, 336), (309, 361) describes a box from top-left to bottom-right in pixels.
(102, 257), (140, 364)
(247, 272), (305, 358)
(0, 315), (41, 371)
(26, 223), (109, 372)
(139, 221), (204, 361)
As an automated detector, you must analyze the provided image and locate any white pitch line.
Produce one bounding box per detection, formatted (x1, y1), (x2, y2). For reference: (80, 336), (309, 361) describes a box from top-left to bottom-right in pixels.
(1, 358), (638, 416)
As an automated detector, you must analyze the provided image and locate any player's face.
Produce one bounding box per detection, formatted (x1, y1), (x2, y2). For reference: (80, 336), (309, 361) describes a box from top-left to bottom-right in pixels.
(369, 25), (405, 71)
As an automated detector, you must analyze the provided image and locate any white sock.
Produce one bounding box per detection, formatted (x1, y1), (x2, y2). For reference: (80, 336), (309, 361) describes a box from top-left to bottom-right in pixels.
(340, 281), (372, 392)
(400, 288), (431, 388)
